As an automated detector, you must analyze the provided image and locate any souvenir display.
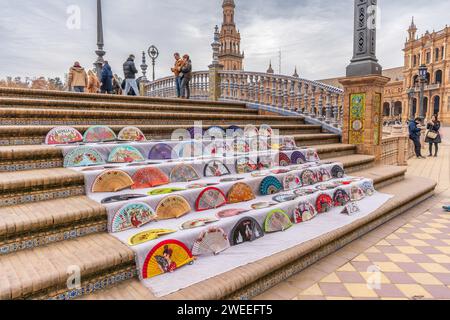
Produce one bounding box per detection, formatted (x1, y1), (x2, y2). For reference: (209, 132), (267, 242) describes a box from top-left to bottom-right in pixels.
(204, 160), (231, 177)
(155, 195), (191, 220)
(316, 184), (329, 191)
(216, 208), (249, 218)
(142, 240), (195, 279)
(259, 124), (273, 137)
(192, 228), (230, 256)
(331, 165), (345, 179)
(273, 193), (297, 203)
(101, 194), (147, 204)
(294, 188), (317, 196)
(204, 126), (226, 139)
(228, 125), (244, 138)
(350, 186), (366, 201)
(280, 136), (297, 151)
(290, 151), (307, 165)
(251, 202), (276, 210)
(91, 170), (134, 193)
(243, 125), (259, 138)
(264, 209), (293, 233)
(195, 187), (227, 212)
(111, 203), (156, 233)
(306, 149), (320, 162)
(187, 127), (203, 139)
(317, 168), (332, 182)
(174, 141), (203, 158)
(204, 141), (225, 157)
(341, 202), (361, 216)
(170, 164), (200, 183)
(316, 194), (333, 213)
(45, 127), (83, 145)
(333, 189), (351, 207)
(283, 174), (301, 191)
(180, 218), (220, 230)
(83, 126), (117, 143)
(251, 171), (270, 178)
(277, 152), (291, 167)
(300, 170), (317, 186)
(227, 183), (256, 204)
(128, 229), (177, 246)
(233, 139), (250, 153)
(361, 181), (375, 196)
(230, 217), (264, 246)
(132, 167), (170, 189)
(187, 183), (219, 189)
(108, 146), (145, 163)
(259, 176), (282, 195)
(257, 138), (270, 152)
(117, 126), (146, 142)
(148, 188), (186, 196)
(220, 177), (244, 183)
(248, 138), (259, 152)
(271, 168), (291, 174)
(292, 202), (318, 224)
(82, 166), (107, 172)
(235, 157), (257, 174)
(63, 147), (105, 167)
(148, 143), (173, 160)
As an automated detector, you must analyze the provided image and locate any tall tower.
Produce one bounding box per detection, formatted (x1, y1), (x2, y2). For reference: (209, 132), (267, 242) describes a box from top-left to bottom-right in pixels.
(408, 17), (418, 42)
(218, 0), (244, 70)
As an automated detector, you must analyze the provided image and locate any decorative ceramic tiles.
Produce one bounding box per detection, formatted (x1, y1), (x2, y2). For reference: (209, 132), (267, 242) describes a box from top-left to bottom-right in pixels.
(349, 93), (366, 145)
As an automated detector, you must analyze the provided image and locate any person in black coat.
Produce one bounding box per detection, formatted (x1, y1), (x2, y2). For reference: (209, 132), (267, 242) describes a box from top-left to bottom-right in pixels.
(408, 118), (425, 159)
(425, 114), (442, 157)
(122, 54), (140, 96)
(100, 61), (113, 94)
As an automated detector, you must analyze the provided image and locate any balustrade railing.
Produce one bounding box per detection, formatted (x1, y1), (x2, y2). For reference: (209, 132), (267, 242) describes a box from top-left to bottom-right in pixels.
(146, 71), (210, 100)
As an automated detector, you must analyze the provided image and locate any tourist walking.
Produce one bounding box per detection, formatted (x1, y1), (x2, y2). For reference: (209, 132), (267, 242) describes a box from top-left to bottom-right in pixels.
(112, 74), (122, 95)
(122, 54), (140, 96)
(409, 117), (425, 159)
(68, 62), (88, 93)
(171, 52), (184, 98)
(87, 70), (100, 93)
(180, 54), (192, 99)
(425, 114), (441, 157)
(100, 61), (113, 94)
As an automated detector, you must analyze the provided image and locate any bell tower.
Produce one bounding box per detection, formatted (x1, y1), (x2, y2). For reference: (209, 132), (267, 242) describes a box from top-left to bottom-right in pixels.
(408, 17), (417, 42)
(218, 0), (244, 70)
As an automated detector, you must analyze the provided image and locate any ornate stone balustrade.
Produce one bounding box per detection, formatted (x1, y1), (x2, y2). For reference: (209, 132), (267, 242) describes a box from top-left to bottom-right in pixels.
(146, 71), (210, 100)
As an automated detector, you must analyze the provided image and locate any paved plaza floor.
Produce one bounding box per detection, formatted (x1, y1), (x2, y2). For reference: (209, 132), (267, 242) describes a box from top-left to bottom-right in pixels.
(254, 128), (450, 300)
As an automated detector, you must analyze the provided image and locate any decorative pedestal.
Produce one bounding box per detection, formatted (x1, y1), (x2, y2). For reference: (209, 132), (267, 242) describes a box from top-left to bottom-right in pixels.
(208, 65), (223, 101)
(339, 75), (390, 162)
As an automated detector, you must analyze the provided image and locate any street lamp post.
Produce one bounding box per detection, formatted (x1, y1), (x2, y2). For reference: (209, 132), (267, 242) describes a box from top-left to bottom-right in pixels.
(140, 51), (148, 82)
(407, 88), (415, 120)
(418, 64), (428, 122)
(94, 0), (106, 78)
(147, 45), (159, 81)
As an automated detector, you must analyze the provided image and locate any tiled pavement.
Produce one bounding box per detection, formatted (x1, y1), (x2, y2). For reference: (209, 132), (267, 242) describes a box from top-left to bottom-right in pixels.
(254, 129), (450, 300)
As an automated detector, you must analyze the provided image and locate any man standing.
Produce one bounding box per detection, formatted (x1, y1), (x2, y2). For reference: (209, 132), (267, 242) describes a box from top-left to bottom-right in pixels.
(68, 61), (88, 93)
(171, 53), (184, 98)
(100, 61), (113, 94)
(180, 54), (192, 99)
(409, 117), (425, 159)
(122, 54), (140, 96)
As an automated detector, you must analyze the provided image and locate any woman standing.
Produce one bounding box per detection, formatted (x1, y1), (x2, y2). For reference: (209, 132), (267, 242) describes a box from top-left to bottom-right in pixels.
(87, 70), (100, 94)
(425, 114), (441, 157)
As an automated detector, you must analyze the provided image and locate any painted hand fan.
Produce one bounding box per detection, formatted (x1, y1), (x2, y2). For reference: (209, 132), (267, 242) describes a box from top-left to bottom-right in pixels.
(128, 229), (177, 246)
(108, 146), (145, 163)
(271, 168), (291, 175)
(170, 164), (200, 183)
(142, 240), (194, 279)
(259, 124), (273, 137)
(180, 217), (219, 230)
(248, 138), (259, 153)
(331, 165), (345, 179)
(148, 188), (186, 196)
(227, 183), (256, 204)
(148, 143), (173, 160)
(300, 170), (318, 186)
(273, 193), (297, 203)
(195, 187), (227, 211)
(277, 152), (291, 167)
(132, 167), (169, 189)
(233, 138), (250, 153)
(283, 174), (301, 191)
(257, 137), (270, 152)
(91, 170), (134, 193)
(260, 176), (282, 195)
(228, 125), (244, 138)
(204, 141), (225, 157)
(204, 126), (226, 140)
(204, 160), (231, 177)
(156, 195), (191, 220)
(45, 127), (83, 145)
(292, 201), (316, 223)
(111, 202), (157, 233)
(187, 183), (219, 189)
(333, 188), (351, 207)
(192, 227), (230, 256)
(230, 217), (264, 246)
(220, 177), (244, 183)
(216, 208), (249, 218)
(258, 155), (275, 170)
(280, 136), (297, 151)
(236, 157), (258, 174)
(306, 149), (320, 162)
(83, 126), (117, 143)
(63, 147), (105, 167)
(264, 209), (293, 233)
(174, 141), (203, 159)
(118, 126), (146, 142)
(101, 194), (146, 204)
(350, 186), (366, 201)
(244, 125), (259, 138)
(317, 168), (332, 182)
(252, 171), (270, 178)
(251, 202), (277, 210)
(316, 193), (333, 213)
(361, 181), (375, 196)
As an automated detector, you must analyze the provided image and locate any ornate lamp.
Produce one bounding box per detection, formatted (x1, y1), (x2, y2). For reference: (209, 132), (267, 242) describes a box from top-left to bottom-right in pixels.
(148, 45), (160, 81)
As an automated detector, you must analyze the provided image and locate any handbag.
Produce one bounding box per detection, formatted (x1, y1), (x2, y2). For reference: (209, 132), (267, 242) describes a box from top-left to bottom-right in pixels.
(426, 130), (438, 140)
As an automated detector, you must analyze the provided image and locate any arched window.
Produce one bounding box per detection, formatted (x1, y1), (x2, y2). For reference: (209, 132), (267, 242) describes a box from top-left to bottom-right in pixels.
(435, 48), (440, 61)
(433, 96), (441, 115)
(435, 70), (443, 84)
(426, 72), (431, 85)
(413, 55), (417, 66)
(394, 101), (402, 116)
(383, 102), (390, 116)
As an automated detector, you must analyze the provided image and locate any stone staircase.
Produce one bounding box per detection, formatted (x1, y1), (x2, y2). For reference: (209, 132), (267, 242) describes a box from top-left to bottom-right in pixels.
(0, 88), (436, 300)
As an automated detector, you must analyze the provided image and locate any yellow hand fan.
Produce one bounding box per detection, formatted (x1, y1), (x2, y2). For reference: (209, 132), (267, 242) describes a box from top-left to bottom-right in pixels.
(91, 170), (134, 193)
(227, 183), (256, 204)
(156, 195), (192, 220)
(128, 229), (177, 246)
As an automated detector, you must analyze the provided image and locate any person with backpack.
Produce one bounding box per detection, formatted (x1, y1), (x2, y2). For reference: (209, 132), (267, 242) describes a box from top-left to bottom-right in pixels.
(122, 54), (140, 96)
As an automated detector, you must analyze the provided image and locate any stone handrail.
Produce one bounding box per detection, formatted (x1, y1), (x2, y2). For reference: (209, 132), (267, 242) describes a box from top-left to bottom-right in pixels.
(146, 71), (210, 100)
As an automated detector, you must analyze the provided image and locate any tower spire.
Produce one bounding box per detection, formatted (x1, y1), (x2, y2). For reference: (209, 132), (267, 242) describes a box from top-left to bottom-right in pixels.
(218, 0), (244, 70)
(408, 16), (418, 41)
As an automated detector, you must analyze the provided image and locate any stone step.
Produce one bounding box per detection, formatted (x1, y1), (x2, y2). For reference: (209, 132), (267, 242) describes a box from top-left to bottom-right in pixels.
(324, 154), (376, 173)
(316, 144), (357, 159)
(292, 133), (340, 146)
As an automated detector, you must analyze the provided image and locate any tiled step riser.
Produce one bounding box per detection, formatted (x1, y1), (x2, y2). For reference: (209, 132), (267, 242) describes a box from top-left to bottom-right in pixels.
(0, 159), (63, 172)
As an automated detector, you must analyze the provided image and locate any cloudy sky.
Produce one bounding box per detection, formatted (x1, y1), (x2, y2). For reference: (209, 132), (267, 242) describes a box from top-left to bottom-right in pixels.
(0, 0), (449, 81)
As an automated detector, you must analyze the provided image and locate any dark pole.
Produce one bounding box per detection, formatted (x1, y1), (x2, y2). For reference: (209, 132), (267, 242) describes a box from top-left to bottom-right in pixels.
(147, 46), (159, 82)
(407, 88), (415, 120)
(152, 59), (156, 81)
(94, 0), (106, 78)
(418, 65), (427, 122)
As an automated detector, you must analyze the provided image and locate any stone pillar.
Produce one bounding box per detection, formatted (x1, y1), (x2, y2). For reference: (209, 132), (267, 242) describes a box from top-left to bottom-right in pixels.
(208, 65), (223, 101)
(339, 75), (390, 161)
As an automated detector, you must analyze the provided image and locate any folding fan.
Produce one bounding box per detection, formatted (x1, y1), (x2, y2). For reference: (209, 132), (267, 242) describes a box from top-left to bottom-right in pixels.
(91, 170), (134, 193)
(235, 157), (258, 174)
(216, 208), (249, 218)
(293, 202), (318, 224)
(248, 138), (259, 153)
(350, 186), (366, 201)
(316, 194), (333, 213)
(233, 138), (250, 153)
(195, 187), (227, 211)
(108, 146), (145, 163)
(361, 181), (375, 196)
(110, 202), (156, 233)
(118, 126), (146, 142)
(45, 127), (83, 145)
(228, 125), (244, 138)
(264, 209), (293, 233)
(187, 183), (219, 189)
(132, 167), (169, 189)
(317, 168), (332, 182)
(260, 176), (283, 195)
(280, 136), (297, 151)
(192, 227), (230, 256)
(148, 143), (173, 160)
(258, 155), (275, 170)
(306, 149), (320, 162)
(83, 126), (117, 143)
(155, 195), (192, 220)
(148, 188), (186, 196)
(174, 141), (203, 159)
(170, 164), (200, 183)
(230, 217), (264, 246)
(251, 202), (276, 210)
(277, 152), (291, 167)
(203, 141), (225, 157)
(180, 217), (219, 230)
(221, 177), (245, 183)
(331, 165), (345, 179)
(294, 188), (318, 197)
(243, 125), (259, 138)
(273, 193), (297, 203)
(227, 183), (256, 204)
(204, 126), (226, 140)
(142, 240), (194, 279)
(128, 229), (177, 246)
(283, 174), (301, 191)
(101, 194), (147, 204)
(300, 170), (317, 186)
(204, 160), (231, 177)
(63, 147), (105, 168)
(259, 124), (273, 137)
(333, 188), (351, 207)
